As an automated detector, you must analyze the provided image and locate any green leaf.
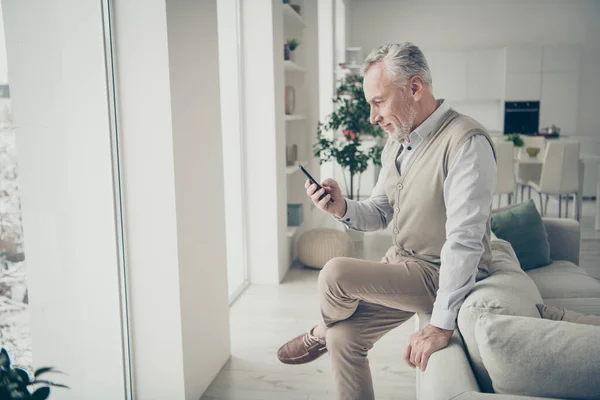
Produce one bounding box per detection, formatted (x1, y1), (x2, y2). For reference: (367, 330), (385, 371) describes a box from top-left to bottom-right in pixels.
(31, 386), (50, 400)
(33, 367), (57, 378)
(30, 380), (69, 389)
(15, 368), (30, 385)
(0, 348), (10, 370)
(8, 388), (29, 399)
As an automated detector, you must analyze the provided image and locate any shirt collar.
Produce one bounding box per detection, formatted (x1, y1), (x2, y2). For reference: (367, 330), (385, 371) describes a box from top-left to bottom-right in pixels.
(403, 99), (449, 144)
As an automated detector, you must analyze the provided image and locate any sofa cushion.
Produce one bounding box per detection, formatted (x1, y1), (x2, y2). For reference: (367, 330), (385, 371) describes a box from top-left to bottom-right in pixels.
(526, 260), (600, 300)
(490, 200), (551, 270)
(457, 239), (543, 393)
(475, 313), (600, 399)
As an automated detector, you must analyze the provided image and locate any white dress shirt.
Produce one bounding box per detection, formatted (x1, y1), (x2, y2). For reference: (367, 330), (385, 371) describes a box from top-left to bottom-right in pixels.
(336, 100), (497, 330)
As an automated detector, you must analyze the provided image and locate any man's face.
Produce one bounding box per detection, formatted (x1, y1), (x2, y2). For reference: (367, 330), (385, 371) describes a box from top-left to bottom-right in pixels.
(363, 62), (419, 142)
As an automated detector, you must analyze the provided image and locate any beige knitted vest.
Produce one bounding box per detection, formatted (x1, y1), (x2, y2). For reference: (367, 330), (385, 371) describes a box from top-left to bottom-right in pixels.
(381, 109), (496, 278)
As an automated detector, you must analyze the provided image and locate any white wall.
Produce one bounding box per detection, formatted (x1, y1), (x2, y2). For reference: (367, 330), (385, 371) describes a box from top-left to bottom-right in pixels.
(349, 0), (600, 138)
(3, 1), (127, 398)
(113, 0), (230, 398)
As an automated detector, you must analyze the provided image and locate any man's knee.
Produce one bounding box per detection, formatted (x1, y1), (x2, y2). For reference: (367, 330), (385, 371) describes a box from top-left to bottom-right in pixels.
(326, 321), (368, 356)
(318, 257), (349, 291)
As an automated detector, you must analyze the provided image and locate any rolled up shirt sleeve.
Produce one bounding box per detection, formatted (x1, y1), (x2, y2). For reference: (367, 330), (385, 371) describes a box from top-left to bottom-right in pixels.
(430, 135), (497, 330)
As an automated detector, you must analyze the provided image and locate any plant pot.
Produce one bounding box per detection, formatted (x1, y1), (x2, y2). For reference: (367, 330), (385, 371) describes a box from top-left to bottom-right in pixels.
(284, 44), (290, 61)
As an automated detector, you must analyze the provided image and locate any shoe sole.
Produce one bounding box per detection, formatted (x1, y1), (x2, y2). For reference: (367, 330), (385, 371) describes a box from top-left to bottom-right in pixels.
(277, 346), (328, 365)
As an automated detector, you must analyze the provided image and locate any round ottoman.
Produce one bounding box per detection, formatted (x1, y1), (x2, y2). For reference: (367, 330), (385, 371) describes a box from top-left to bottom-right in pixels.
(297, 228), (354, 269)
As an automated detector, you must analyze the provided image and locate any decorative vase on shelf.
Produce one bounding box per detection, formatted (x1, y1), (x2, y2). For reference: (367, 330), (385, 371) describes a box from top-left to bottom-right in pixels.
(284, 44), (290, 61)
(285, 86), (295, 115)
(286, 144), (298, 166)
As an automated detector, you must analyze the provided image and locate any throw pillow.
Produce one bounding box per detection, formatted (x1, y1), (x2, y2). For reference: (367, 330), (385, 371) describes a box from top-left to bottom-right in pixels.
(536, 303), (600, 326)
(490, 200), (551, 270)
(475, 313), (600, 399)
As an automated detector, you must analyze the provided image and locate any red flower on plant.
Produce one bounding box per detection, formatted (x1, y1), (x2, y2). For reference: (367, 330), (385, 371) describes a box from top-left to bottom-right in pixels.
(343, 130), (357, 140)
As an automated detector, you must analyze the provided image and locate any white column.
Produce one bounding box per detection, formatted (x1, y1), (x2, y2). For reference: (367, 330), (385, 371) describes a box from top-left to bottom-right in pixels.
(3, 1), (127, 398)
(318, 0), (336, 184)
(113, 0), (230, 398)
(241, 0), (288, 284)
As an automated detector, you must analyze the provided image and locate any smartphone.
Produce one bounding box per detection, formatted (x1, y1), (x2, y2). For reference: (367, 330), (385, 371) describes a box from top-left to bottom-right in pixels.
(297, 162), (334, 203)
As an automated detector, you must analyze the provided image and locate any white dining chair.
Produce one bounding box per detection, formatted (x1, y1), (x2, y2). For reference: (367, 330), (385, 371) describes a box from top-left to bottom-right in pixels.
(523, 141), (580, 219)
(516, 136), (546, 202)
(492, 141), (516, 207)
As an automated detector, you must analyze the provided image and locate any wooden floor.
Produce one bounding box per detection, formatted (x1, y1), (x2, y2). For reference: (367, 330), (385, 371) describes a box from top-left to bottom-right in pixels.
(202, 199), (600, 400)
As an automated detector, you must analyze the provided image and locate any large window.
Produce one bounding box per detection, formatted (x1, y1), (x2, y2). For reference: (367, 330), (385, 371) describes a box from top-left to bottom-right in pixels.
(0, 2), (31, 373)
(218, 0), (249, 302)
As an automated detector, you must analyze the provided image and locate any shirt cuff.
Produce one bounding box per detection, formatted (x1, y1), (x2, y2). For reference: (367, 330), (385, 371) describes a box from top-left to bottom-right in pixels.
(334, 198), (358, 225)
(430, 307), (458, 331)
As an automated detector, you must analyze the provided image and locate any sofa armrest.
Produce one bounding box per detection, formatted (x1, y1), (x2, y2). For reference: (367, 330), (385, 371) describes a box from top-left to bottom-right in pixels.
(542, 218), (580, 265)
(415, 314), (480, 400)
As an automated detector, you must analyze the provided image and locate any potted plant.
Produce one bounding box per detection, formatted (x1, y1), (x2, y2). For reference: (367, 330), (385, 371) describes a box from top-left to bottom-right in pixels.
(284, 39), (300, 62)
(505, 133), (525, 157)
(314, 75), (384, 202)
(505, 133), (524, 148)
(0, 348), (68, 399)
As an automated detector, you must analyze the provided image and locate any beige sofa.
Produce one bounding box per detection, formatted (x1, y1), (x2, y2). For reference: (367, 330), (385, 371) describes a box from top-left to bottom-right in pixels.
(415, 218), (600, 400)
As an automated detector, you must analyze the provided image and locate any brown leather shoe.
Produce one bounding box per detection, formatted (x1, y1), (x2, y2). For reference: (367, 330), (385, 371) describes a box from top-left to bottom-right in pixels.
(277, 326), (327, 365)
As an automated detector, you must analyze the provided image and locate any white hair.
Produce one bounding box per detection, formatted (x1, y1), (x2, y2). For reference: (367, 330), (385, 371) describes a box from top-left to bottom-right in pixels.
(362, 42), (433, 88)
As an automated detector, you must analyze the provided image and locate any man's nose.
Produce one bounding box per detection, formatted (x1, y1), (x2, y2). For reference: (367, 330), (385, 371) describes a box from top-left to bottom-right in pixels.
(369, 108), (380, 125)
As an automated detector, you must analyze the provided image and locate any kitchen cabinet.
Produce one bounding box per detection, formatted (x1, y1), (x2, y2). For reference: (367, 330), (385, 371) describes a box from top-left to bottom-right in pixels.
(506, 46), (543, 73)
(427, 50), (467, 101)
(542, 44), (581, 72)
(539, 72), (579, 136)
(505, 72), (542, 101)
(466, 49), (505, 100)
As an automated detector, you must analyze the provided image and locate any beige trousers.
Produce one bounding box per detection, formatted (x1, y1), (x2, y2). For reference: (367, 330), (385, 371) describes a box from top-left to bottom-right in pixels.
(317, 249), (440, 400)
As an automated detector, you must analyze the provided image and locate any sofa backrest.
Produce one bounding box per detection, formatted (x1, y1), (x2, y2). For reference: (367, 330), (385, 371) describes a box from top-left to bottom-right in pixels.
(457, 239), (543, 393)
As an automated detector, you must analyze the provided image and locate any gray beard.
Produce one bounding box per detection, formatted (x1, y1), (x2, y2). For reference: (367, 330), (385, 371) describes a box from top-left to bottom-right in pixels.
(389, 106), (418, 143)
(390, 127), (411, 143)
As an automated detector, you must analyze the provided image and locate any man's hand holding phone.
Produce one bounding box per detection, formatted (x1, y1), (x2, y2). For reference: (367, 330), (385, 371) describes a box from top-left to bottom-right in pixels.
(305, 178), (347, 219)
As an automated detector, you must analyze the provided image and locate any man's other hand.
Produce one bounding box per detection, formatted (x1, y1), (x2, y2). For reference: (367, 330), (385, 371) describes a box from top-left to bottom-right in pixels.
(403, 324), (453, 371)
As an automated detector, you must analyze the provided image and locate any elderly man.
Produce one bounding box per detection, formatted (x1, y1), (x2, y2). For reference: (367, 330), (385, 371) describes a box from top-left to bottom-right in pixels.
(277, 42), (497, 400)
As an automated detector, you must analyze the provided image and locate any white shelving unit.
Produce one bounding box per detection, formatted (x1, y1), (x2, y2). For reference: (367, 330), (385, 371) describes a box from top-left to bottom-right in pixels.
(285, 114), (306, 121)
(283, 60), (306, 73)
(283, 4), (305, 28)
(241, 0), (319, 282)
(287, 226), (298, 238)
(281, 1), (317, 268)
(285, 161), (306, 175)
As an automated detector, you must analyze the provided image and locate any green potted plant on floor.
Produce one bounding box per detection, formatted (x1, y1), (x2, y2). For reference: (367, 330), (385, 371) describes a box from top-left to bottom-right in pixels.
(0, 348), (68, 399)
(314, 74), (384, 201)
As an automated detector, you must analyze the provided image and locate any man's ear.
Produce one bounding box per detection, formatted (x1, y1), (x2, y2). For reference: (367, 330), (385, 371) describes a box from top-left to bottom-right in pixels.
(409, 75), (426, 101)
